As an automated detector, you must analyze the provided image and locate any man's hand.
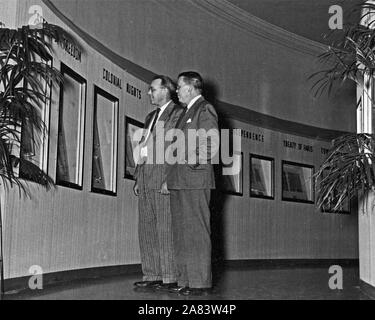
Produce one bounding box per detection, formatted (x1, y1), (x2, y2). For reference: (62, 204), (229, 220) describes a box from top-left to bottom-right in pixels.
(159, 182), (170, 195)
(133, 181), (140, 196)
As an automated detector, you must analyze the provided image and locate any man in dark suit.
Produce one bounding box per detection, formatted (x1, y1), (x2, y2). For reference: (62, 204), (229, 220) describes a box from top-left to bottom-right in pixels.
(133, 75), (184, 290)
(161, 71), (219, 296)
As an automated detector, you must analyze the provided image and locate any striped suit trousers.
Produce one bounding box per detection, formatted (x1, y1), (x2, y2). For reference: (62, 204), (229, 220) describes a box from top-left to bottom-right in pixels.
(138, 178), (177, 283)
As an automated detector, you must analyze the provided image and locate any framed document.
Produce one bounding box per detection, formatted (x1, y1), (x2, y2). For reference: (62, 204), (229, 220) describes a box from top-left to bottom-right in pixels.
(91, 86), (119, 195)
(250, 154), (274, 199)
(282, 161), (314, 204)
(320, 169), (350, 214)
(125, 116), (144, 180)
(56, 63), (86, 190)
(220, 152), (243, 196)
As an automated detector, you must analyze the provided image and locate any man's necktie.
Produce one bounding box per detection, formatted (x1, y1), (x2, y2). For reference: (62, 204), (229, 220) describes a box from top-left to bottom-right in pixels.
(140, 107), (161, 162)
(149, 107), (161, 133)
(171, 108), (188, 159)
(175, 107), (187, 128)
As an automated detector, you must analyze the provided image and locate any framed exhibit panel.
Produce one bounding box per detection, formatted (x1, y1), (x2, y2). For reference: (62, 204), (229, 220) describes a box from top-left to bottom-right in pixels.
(91, 86), (118, 195)
(321, 196), (350, 214)
(20, 56), (53, 180)
(320, 169), (350, 214)
(56, 63), (86, 189)
(220, 152), (243, 196)
(250, 154), (274, 199)
(124, 116), (144, 180)
(282, 161), (314, 204)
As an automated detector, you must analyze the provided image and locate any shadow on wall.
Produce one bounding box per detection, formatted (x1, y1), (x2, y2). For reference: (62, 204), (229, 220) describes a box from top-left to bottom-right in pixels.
(205, 79), (231, 280)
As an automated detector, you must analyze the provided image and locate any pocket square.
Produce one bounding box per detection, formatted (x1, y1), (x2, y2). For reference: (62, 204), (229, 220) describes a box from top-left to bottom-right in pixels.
(186, 118), (192, 123)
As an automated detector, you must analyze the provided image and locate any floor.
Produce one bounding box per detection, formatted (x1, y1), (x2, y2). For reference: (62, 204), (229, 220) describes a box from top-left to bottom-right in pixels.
(3, 264), (371, 300)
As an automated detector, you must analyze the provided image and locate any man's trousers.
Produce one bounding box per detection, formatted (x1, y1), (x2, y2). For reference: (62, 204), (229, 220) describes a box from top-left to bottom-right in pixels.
(138, 184), (176, 283)
(170, 189), (212, 288)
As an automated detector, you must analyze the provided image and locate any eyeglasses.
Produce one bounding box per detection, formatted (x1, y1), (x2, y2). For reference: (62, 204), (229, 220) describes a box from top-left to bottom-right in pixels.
(148, 86), (166, 93)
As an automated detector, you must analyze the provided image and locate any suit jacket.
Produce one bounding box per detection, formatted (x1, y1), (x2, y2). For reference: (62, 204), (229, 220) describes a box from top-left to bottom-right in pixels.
(135, 102), (184, 189)
(166, 96), (219, 190)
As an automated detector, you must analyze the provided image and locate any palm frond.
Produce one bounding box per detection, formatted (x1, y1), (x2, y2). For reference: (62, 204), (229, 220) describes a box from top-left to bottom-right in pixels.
(309, 2), (375, 213)
(309, 1), (375, 96)
(0, 22), (78, 196)
(315, 133), (375, 211)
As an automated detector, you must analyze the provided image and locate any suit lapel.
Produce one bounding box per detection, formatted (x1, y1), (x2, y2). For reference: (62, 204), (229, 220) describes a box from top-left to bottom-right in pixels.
(149, 102), (178, 147)
(145, 109), (157, 129)
(158, 101), (175, 124)
(177, 96), (205, 130)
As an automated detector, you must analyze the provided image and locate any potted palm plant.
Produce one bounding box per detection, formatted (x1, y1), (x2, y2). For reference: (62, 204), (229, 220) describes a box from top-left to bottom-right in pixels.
(0, 21), (75, 299)
(311, 1), (375, 211)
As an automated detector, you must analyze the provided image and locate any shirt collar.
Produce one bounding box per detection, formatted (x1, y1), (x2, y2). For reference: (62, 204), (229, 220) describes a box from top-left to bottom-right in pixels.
(186, 95), (202, 110)
(158, 100), (172, 115)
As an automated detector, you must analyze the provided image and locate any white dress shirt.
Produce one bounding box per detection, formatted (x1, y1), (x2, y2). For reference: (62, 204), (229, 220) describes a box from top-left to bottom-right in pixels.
(186, 94), (202, 110)
(141, 100), (172, 158)
(156, 100), (172, 123)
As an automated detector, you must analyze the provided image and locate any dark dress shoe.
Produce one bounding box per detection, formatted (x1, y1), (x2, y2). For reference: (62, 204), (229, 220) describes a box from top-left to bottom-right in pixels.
(155, 282), (179, 292)
(179, 287), (211, 296)
(165, 285), (186, 293)
(133, 280), (163, 288)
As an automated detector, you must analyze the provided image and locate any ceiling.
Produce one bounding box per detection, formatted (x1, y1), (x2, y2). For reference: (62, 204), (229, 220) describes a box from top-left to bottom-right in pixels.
(227, 0), (364, 44)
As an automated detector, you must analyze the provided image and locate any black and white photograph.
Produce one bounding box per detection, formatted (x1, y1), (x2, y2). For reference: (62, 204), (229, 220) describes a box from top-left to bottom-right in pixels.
(0, 0), (374, 307)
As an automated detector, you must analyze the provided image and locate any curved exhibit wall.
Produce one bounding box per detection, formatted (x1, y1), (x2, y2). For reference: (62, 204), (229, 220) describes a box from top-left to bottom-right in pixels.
(0, 0), (358, 280)
(49, 0), (356, 133)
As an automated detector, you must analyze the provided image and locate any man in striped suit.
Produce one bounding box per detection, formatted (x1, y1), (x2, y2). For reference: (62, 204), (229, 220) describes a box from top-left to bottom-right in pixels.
(133, 75), (184, 290)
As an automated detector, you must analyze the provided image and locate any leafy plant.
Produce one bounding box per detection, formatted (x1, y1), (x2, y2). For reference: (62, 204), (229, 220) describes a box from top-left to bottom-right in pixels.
(0, 22), (77, 298)
(310, 1), (375, 210)
(310, 1), (373, 96)
(0, 22), (74, 194)
(316, 133), (375, 211)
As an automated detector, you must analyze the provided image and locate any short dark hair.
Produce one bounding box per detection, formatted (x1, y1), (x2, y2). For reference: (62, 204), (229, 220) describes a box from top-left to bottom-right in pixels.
(152, 75), (176, 99)
(178, 71), (203, 93)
